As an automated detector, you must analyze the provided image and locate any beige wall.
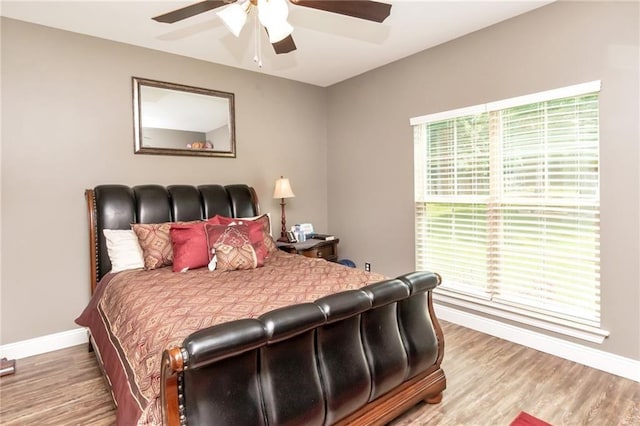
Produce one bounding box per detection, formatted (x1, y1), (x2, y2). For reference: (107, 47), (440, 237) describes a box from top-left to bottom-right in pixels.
(327, 1), (639, 360)
(0, 18), (328, 344)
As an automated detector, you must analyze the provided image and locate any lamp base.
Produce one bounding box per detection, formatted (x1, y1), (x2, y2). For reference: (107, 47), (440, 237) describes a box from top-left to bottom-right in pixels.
(279, 198), (287, 238)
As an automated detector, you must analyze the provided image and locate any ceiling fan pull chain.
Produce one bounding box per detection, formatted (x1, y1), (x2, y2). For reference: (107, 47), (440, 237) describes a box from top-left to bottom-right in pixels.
(253, 10), (263, 68)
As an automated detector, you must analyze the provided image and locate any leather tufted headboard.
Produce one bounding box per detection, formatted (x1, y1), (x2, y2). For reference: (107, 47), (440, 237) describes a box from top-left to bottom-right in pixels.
(85, 184), (259, 293)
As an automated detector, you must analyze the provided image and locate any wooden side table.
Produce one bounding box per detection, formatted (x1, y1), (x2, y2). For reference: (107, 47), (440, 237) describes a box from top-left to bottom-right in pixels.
(276, 238), (339, 262)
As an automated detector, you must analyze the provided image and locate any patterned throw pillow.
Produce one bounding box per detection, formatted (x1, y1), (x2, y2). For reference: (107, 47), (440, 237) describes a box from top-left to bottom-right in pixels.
(215, 214), (277, 255)
(205, 223), (258, 271)
(132, 222), (174, 270)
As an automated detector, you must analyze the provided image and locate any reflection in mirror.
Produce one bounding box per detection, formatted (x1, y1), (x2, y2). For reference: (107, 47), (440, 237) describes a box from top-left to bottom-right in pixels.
(133, 77), (236, 157)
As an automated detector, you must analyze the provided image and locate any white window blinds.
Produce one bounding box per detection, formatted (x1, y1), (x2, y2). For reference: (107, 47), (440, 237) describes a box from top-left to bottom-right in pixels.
(412, 82), (601, 331)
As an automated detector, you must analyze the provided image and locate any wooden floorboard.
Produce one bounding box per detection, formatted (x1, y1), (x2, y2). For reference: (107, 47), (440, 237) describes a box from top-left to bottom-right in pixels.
(1, 321), (638, 425)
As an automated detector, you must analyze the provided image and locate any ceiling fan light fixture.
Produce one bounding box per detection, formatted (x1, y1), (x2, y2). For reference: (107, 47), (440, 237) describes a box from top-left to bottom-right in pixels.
(216, 1), (249, 37)
(257, 0), (292, 43)
(258, 0), (289, 26)
(265, 20), (294, 43)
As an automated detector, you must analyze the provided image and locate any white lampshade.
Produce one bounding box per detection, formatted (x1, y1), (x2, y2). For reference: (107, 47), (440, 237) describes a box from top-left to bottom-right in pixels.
(258, 0), (289, 25)
(216, 1), (249, 37)
(265, 21), (293, 43)
(258, 0), (293, 43)
(273, 176), (295, 199)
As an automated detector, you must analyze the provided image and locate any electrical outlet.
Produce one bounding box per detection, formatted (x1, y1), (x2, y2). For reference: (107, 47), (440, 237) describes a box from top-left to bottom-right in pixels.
(364, 262), (371, 272)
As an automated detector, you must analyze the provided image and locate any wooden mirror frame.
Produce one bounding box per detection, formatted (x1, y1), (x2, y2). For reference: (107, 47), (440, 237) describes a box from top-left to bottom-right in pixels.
(132, 77), (236, 158)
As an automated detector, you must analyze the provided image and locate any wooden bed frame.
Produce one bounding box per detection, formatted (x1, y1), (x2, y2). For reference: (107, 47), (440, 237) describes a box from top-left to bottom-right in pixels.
(85, 184), (446, 425)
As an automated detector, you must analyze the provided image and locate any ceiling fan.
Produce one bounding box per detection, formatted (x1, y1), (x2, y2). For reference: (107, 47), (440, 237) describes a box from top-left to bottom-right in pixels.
(152, 0), (392, 55)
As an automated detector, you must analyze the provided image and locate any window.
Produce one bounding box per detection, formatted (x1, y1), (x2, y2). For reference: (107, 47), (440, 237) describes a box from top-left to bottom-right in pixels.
(411, 81), (606, 342)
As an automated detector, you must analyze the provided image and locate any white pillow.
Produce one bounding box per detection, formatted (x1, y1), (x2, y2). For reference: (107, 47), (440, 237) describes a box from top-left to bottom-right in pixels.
(103, 229), (145, 273)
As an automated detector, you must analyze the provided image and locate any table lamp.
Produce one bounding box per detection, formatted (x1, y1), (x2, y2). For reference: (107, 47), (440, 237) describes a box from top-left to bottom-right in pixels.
(273, 176), (295, 239)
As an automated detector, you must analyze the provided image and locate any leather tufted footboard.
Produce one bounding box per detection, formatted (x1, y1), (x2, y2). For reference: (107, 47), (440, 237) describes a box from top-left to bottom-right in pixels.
(161, 271), (446, 426)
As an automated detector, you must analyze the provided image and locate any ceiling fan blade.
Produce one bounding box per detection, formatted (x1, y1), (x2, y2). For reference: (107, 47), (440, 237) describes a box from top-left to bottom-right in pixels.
(153, 0), (234, 24)
(272, 34), (297, 54)
(290, 0), (391, 23)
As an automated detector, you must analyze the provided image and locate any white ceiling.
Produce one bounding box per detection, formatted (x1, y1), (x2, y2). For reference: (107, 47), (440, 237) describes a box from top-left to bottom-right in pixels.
(0, 0), (554, 87)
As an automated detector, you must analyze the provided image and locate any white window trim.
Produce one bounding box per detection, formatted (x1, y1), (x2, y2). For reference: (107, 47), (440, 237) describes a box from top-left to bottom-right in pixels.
(410, 80), (601, 125)
(412, 79), (607, 343)
(434, 288), (609, 344)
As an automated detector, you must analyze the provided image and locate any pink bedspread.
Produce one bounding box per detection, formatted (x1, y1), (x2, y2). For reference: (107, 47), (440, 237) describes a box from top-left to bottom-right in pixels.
(76, 251), (385, 425)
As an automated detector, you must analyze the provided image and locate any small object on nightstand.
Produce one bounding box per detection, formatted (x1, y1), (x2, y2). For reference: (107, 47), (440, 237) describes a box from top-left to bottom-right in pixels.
(278, 230), (298, 243)
(295, 224), (306, 242)
(307, 233), (335, 241)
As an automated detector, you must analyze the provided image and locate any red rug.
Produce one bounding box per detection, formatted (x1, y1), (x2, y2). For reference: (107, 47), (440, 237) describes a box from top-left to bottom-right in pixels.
(510, 411), (552, 426)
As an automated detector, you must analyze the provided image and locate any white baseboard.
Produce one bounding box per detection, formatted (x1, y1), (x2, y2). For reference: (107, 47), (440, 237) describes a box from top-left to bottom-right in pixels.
(0, 328), (88, 360)
(435, 303), (640, 383)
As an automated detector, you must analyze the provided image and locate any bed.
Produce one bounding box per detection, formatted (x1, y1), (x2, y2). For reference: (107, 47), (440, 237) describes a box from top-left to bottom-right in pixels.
(77, 183), (446, 425)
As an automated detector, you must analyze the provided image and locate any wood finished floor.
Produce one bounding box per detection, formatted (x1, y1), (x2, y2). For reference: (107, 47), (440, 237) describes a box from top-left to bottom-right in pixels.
(1, 321), (638, 425)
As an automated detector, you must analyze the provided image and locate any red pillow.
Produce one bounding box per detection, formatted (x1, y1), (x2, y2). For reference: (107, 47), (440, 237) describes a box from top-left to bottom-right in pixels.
(169, 217), (220, 272)
(205, 223), (260, 270)
(214, 214), (276, 257)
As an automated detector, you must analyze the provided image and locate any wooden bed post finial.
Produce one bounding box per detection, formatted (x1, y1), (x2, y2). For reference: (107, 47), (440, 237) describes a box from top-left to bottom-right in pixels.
(161, 347), (186, 426)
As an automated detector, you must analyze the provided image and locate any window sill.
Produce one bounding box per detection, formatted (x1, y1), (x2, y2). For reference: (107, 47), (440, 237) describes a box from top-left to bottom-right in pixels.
(433, 288), (610, 344)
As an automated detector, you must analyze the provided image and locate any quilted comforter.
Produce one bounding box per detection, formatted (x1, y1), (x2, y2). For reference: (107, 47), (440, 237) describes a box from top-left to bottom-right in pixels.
(76, 250), (385, 425)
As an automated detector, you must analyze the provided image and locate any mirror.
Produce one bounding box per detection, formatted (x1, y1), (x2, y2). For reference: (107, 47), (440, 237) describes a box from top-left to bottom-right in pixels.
(132, 77), (236, 157)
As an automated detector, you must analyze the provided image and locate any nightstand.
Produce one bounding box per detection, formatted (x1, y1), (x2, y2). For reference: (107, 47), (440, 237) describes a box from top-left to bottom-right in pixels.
(276, 238), (340, 262)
